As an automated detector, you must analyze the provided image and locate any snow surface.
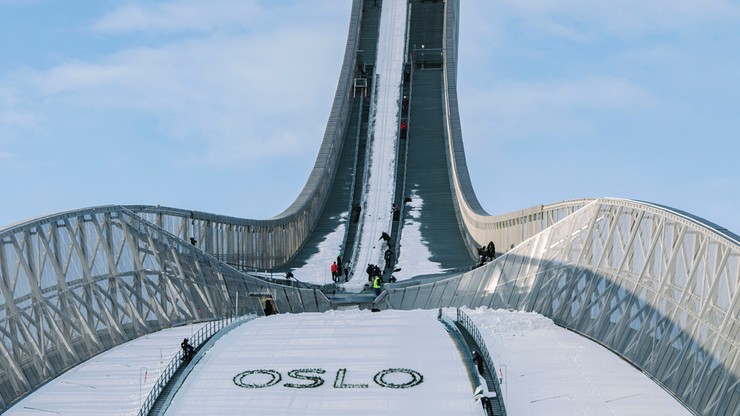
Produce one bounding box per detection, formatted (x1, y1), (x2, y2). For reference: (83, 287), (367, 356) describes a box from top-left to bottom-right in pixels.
(289, 211), (348, 286)
(7, 309), (692, 416)
(464, 308), (692, 416)
(345, 0), (408, 293)
(5, 323), (206, 416)
(394, 189), (447, 280)
(166, 310), (478, 415)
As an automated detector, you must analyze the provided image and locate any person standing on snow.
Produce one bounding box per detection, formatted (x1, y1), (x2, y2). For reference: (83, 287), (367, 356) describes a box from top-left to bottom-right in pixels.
(331, 261), (339, 282)
(384, 248), (393, 269)
(352, 202), (362, 223)
(373, 275), (382, 297)
(379, 232), (391, 248)
(472, 350), (484, 374)
(181, 338), (195, 362)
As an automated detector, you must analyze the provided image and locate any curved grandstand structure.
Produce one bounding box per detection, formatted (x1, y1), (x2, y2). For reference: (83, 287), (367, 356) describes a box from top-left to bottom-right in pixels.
(0, 1), (737, 414)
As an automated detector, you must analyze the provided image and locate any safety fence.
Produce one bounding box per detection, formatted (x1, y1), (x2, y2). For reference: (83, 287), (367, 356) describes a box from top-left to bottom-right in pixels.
(137, 314), (256, 416)
(455, 308), (507, 416)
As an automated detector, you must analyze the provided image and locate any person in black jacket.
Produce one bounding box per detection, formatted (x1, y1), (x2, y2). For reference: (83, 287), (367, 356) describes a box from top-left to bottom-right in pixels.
(379, 232), (391, 248)
(486, 241), (496, 261)
(181, 338), (195, 362)
(352, 203), (362, 223)
(472, 350), (484, 374)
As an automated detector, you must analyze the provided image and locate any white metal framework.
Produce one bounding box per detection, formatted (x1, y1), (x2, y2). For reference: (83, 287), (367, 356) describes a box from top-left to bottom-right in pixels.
(0, 206), (331, 410)
(386, 198), (739, 416)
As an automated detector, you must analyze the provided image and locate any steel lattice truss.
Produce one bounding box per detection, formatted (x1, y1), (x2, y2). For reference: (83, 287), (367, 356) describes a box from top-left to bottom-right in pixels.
(0, 206), (330, 410)
(387, 198), (739, 416)
(125, 205), (315, 271)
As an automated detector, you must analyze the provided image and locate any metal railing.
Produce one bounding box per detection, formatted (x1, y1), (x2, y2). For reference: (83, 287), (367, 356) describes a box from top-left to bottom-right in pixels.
(456, 308), (506, 416)
(137, 314), (255, 416)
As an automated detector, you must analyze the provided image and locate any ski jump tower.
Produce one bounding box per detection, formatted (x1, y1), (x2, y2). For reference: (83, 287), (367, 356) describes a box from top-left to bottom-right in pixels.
(0, 0), (737, 414)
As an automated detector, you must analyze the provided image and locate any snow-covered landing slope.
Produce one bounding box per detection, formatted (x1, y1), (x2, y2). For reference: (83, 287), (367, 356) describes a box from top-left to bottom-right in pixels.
(5, 324), (206, 416)
(8, 309), (692, 416)
(166, 309), (478, 415)
(465, 308), (692, 416)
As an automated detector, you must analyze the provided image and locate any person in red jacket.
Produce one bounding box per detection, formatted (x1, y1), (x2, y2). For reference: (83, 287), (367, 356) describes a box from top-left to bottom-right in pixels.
(331, 261), (339, 282)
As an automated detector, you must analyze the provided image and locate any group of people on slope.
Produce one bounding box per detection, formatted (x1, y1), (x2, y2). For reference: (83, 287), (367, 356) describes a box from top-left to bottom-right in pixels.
(366, 264), (383, 296)
(369, 231), (399, 296)
(326, 229), (399, 295)
(353, 202), (402, 225)
(331, 255), (350, 283)
(476, 241), (496, 267)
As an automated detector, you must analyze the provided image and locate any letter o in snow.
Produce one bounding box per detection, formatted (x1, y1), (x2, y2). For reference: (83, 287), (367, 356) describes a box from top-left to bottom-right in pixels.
(233, 369), (282, 388)
(373, 368), (424, 389)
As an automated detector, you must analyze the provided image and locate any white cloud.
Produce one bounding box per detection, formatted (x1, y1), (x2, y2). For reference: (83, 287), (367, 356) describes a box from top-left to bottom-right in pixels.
(93, 0), (264, 34)
(465, 0), (740, 41)
(92, 0), (349, 36)
(457, 0), (740, 236)
(460, 76), (653, 142)
(14, 1), (350, 167)
(491, 76), (651, 113)
(0, 109), (37, 135)
(0, 150), (16, 160)
(0, 0), (39, 4)
(0, 87), (39, 139)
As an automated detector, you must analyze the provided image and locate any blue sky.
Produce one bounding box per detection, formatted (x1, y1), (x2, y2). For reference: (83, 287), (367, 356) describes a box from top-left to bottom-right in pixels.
(1, 0), (738, 234)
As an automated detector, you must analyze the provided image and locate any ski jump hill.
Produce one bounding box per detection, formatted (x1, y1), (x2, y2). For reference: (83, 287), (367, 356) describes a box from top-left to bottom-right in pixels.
(0, 0), (737, 415)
